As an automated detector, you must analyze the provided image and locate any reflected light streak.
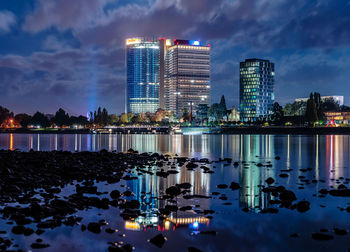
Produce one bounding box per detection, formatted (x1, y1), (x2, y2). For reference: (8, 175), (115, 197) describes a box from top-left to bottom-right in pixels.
(37, 134), (40, 151)
(9, 133), (13, 151)
(125, 221), (141, 231)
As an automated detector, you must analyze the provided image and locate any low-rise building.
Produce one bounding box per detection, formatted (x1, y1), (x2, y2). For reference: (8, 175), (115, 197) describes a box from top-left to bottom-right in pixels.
(324, 111), (350, 124)
(295, 96), (344, 106)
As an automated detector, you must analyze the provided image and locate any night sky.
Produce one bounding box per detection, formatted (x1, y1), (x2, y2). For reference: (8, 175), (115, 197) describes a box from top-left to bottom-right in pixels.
(0, 0), (350, 116)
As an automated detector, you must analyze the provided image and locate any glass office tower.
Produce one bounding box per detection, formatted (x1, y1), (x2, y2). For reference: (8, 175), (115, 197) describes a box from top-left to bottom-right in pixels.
(126, 38), (160, 114)
(165, 39), (210, 116)
(239, 59), (275, 122)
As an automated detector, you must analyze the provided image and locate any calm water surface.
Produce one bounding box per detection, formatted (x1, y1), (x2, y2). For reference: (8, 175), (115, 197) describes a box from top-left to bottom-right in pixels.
(1, 133), (350, 252)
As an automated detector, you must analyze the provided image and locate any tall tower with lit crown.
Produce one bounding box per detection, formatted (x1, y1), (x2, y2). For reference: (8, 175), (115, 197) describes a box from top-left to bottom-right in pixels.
(125, 38), (160, 114)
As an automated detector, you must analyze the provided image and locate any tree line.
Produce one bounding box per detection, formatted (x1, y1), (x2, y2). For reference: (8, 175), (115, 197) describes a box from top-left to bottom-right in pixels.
(0, 93), (347, 128)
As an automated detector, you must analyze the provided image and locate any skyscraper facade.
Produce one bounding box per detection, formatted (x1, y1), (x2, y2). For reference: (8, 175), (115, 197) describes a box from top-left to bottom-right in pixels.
(239, 59), (275, 122)
(126, 38), (160, 114)
(164, 39), (210, 116)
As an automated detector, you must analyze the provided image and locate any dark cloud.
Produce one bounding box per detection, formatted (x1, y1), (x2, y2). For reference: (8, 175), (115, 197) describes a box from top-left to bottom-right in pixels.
(0, 0), (350, 114)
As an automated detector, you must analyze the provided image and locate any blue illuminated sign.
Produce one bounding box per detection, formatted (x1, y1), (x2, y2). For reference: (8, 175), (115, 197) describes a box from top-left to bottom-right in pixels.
(190, 40), (201, 46)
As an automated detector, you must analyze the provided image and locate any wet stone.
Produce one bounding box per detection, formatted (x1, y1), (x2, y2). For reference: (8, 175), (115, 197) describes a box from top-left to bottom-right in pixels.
(188, 247), (203, 252)
(334, 228), (347, 235)
(110, 190), (121, 199)
(87, 222), (101, 234)
(312, 233), (334, 240)
(265, 177), (275, 185)
(149, 234), (166, 248)
(229, 182), (241, 190)
(296, 201), (310, 213)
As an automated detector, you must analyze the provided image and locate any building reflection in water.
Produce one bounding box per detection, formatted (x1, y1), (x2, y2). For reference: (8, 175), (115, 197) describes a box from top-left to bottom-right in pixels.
(3, 133), (350, 216)
(124, 138), (212, 232)
(238, 135), (275, 212)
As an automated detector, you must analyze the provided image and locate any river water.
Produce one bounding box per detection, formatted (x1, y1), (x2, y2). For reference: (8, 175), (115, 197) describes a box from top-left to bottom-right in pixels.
(0, 133), (350, 252)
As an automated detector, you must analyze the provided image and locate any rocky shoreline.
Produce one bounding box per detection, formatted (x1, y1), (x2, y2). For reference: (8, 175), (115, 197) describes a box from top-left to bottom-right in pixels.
(1, 150), (350, 251)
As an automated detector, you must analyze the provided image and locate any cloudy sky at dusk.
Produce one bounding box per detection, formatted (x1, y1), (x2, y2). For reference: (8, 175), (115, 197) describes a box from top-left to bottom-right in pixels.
(0, 0), (350, 116)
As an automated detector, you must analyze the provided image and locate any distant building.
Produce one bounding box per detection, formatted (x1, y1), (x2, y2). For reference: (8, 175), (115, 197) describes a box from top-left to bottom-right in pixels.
(125, 38), (160, 114)
(165, 39), (211, 116)
(324, 111), (350, 124)
(228, 106), (240, 122)
(239, 59), (275, 122)
(295, 96), (344, 106)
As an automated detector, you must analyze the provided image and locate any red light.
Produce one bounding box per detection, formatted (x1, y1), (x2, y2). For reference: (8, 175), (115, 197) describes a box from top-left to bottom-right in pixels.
(207, 44), (211, 47)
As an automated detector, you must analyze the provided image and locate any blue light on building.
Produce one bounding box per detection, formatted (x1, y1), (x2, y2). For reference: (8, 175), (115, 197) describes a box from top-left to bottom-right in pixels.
(126, 38), (160, 114)
(239, 59), (275, 122)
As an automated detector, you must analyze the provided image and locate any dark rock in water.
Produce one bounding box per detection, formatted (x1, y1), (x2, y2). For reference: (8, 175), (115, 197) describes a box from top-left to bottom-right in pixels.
(334, 228), (347, 235)
(338, 184), (347, 189)
(279, 190), (297, 202)
(156, 170), (169, 178)
(262, 186), (285, 193)
(24, 228), (35, 236)
(329, 189), (350, 197)
(87, 222), (101, 234)
(188, 247), (203, 252)
(275, 156), (280, 160)
(312, 233), (334, 240)
(180, 206), (192, 211)
(199, 230), (217, 236)
(212, 192), (220, 195)
(81, 225), (86, 232)
(260, 208), (278, 214)
(108, 246), (125, 252)
(219, 196), (228, 200)
(318, 189), (328, 195)
(36, 229), (45, 235)
(123, 190), (134, 197)
(265, 177), (275, 185)
(242, 207), (249, 212)
(233, 162), (239, 167)
(76, 185), (98, 194)
(165, 205), (178, 212)
(290, 233), (299, 238)
(122, 244), (133, 252)
(279, 173), (289, 178)
(159, 208), (171, 216)
(217, 184), (228, 189)
(269, 200), (282, 204)
(31, 243), (50, 249)
(166, 186), (181, 197)
(124, 200), (140, 209)
(12, 226), (25, 235)
(229, 182), (241, 190)
(149, 234), (166, 248)
(177, 183), (192, 189)
(110, 190), (121, 199)
(105, 228), (115, 234)
(296, 201), (310, 212)
(186, 162), (198, 169)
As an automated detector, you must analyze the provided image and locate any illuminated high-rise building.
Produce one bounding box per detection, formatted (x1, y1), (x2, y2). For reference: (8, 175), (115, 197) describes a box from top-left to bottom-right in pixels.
(164, 39), (211, 116)
(125, 38), (160, 114)
(239, 59), (275, 122)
